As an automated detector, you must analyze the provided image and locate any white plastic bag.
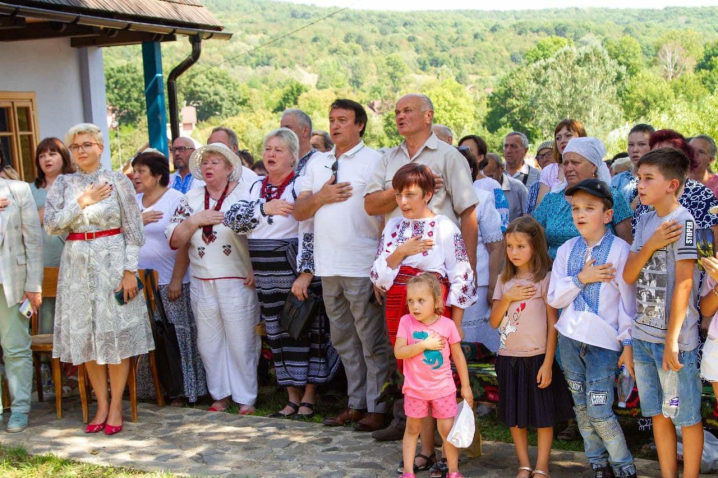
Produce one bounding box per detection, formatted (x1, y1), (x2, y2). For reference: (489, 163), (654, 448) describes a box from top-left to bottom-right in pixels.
(447, 400), (475, 448)
(676, 427), (718, 473)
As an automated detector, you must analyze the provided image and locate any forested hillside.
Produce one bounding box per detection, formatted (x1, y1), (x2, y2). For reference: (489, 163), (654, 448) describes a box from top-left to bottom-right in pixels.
(103, 0), (718, 165)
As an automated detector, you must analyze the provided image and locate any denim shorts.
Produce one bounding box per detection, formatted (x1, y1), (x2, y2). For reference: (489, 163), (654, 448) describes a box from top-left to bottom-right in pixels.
(633, 339), (702, 427)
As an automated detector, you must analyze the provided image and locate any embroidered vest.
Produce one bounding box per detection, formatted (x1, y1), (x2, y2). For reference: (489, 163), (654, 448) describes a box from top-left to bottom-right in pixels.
(566, 231), (614, 314)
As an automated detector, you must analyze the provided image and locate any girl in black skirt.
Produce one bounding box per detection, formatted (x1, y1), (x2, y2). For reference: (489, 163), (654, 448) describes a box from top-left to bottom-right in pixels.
(489, 217), (574, 478)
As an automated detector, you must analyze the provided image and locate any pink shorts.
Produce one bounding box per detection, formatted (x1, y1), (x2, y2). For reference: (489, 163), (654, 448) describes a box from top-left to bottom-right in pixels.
(404, 393), (457, 419)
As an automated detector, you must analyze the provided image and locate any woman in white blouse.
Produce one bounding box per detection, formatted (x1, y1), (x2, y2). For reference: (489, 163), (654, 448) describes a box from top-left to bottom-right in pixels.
(224, 128), (339, 419)
(166, 143), (259, 415)
(133, 150), (207, 406)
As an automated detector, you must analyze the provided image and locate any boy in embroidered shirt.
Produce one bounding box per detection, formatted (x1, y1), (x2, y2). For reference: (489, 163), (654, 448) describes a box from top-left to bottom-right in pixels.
(548, 179), (637, 478)
(623, 148), (704, 478)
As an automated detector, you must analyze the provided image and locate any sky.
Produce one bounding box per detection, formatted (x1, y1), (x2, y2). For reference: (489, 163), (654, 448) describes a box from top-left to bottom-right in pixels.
(282, 0), (718, 10)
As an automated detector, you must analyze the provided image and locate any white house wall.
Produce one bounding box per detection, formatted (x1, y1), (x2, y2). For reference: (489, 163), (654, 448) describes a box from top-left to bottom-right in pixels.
(0, 38), (111, 168)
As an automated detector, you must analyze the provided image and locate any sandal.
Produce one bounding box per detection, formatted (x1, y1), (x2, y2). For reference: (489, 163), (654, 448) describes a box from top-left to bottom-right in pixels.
(397, 452), (436, 474)
(446, 474), (464, 478)
(557, 423), (580, 441)
(517, 467), (533, 478)
(430, 458), (448, 478)
(532, 471), (550, 478)
(293, 402), (315, 420)
(269, 402), (299, 418)
(207, 403), (228, 412)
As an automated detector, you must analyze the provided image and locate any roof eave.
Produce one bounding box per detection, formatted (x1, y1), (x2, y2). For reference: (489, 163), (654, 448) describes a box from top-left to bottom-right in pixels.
(0, 2), (232, 41)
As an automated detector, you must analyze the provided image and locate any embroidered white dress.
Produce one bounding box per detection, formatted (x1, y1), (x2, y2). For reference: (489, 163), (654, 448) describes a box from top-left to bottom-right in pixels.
(44, 168), (154, 365)
(370, 215), (477, 309)
(165, 184), (260, 404)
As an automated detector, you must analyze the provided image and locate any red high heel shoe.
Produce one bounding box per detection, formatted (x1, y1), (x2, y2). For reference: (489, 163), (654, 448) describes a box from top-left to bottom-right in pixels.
(85, 421), (106, 433)
(104, 419), (123, 436)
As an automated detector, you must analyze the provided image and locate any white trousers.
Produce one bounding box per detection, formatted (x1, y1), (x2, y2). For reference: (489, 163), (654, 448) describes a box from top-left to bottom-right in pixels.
(190, 277), (260, 405)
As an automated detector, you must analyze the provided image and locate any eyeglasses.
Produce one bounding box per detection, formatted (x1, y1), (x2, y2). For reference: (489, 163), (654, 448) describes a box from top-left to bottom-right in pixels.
(457, 146), (471, 153)
(170, 146), (195, 153)
(69, 142), (99, 153)
(536, 152), (553, 161)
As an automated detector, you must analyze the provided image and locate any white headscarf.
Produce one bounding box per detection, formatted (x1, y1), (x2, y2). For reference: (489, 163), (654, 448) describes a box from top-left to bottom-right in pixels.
(563, 137), (612, 185)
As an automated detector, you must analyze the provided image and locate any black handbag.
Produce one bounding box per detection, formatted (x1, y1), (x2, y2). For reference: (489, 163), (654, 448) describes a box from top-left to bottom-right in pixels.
(143, 269), (184, 398)
(279, 290), (319, 340)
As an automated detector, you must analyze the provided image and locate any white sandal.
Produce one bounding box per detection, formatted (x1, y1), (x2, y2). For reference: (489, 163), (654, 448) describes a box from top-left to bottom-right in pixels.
(517, 467), (533, 478)
(532, 470), (550, 478)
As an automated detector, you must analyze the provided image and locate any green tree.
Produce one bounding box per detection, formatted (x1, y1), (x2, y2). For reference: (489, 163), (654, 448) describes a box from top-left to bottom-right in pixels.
(605, 36), (643, 77)
(180, 69), (246, 122)
(424, 78), (477, 139)
(619, 71), (674, 121)
(523, 36), (572, 64)
(105, 64), (146, 125)
(487, 44), (623, 141)
(273, 80), (310, 113)
(655, 30), (703, 80)
(385, 53), (410, 94)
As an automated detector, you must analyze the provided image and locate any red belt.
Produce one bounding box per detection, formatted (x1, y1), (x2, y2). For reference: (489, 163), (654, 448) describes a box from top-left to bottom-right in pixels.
(66, 228), (121, 241)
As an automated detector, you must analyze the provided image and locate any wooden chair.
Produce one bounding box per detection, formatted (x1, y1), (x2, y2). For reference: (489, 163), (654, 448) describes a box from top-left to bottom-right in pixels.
(29, 267), (164, 422)
(78, 269), (165, 423)
(30, 267), (64, 418)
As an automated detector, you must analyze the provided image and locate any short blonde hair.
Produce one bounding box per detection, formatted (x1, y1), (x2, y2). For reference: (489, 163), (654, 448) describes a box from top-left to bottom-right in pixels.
(264, 128), (299, 161)
(65, 123), (104, 147)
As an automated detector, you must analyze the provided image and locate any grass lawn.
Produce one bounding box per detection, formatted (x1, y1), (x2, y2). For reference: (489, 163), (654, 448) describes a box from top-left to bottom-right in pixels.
(0, 445), (172, 477)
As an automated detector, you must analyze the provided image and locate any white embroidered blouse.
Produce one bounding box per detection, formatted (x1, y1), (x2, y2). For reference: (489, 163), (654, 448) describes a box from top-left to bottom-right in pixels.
(165, 184), (252, 280)
(222, 175), (315, 273)
(370, 215), (477, 309)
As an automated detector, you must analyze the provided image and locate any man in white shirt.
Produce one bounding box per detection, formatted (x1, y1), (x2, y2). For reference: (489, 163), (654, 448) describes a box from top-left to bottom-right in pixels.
(207, 126), (259, 186)
(294, 99), (389, 432)
(504, 131), (540, 188)
(281, 108), (318, 175)
(482, 153), (527, 222)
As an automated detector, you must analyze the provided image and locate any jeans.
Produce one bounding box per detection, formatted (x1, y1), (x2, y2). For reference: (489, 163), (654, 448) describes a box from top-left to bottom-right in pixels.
(559, 334), (635, 477)
(0, 286), (33, 414)
(633, 339), (702, 427)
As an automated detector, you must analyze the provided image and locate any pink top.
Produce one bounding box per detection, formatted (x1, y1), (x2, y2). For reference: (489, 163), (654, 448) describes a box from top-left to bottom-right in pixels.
(397, 314), (461, 400)
(492, 275), (551, 357)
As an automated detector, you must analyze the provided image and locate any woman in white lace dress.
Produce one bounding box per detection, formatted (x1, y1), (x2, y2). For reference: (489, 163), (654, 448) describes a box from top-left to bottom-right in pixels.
(45, 124), (154, 435)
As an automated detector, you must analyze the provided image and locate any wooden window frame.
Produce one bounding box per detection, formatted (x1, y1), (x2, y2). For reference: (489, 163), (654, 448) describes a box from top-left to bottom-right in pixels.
(0, 92), (41, 182)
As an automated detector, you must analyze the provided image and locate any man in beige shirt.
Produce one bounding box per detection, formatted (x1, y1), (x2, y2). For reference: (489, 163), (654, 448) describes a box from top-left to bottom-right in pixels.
(365, 94), (478, 270)
(363, 94), (478, 459)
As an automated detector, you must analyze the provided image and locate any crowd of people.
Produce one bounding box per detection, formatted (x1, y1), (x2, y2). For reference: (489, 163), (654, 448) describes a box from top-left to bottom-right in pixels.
(1, 91), (718, 478)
